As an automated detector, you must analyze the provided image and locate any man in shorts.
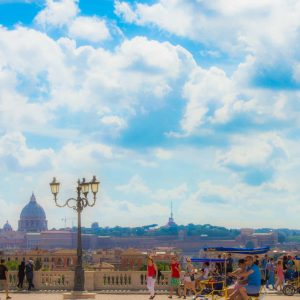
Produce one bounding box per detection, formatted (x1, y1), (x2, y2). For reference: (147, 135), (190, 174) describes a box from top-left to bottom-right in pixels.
(168, 256), (181, 298)
(237, 256), (261, 300)
(0, 259), (12, 299)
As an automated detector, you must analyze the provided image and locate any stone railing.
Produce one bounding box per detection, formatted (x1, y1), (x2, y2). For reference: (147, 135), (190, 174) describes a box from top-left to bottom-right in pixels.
(7, 271), (172, 291)
(8, 271), (74, 290)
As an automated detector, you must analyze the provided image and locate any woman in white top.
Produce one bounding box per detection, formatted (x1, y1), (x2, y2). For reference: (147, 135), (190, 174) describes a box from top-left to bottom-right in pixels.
(183, 258), (196, 299)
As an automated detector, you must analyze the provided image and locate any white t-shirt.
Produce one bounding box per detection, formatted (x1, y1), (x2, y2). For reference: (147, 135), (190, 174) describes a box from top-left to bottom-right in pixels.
(203, 267), (210, 279)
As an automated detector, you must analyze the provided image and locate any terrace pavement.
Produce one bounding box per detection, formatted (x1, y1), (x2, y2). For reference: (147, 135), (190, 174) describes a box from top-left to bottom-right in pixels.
(0, 292), (294, 300)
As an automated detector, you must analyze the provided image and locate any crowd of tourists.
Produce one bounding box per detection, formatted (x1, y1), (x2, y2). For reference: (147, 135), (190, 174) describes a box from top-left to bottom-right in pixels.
(0, 258), (35, 299)
(146, 253), (298, 299)
(0, 253), (298, 299)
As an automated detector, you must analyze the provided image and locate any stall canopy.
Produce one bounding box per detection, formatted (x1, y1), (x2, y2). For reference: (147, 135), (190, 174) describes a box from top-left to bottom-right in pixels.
(203, 246), (270, 255)
(191, 258), (226, 263)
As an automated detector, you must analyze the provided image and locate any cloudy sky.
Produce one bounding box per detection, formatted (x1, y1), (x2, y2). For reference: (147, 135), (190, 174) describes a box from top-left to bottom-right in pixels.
(0, 0), (300, 230)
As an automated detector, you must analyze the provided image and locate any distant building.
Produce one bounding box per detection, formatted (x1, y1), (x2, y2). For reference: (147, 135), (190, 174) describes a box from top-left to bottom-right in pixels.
(18, 193), (48, 232)
(0, 228), (25, 249)
(92, 248), (123, 269)
(39, 230), (75, 249)
(151, 247), (181, 263)
(0, 249), (77, 270)
(91, 222), (99, 229)
(3, 221), (13, 232)
(236, 228), (278, 247)
(120, 248), (146, 271)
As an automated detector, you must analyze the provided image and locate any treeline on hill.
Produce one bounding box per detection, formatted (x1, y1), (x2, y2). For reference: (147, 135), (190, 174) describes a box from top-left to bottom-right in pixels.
(79, 223), (240, 239)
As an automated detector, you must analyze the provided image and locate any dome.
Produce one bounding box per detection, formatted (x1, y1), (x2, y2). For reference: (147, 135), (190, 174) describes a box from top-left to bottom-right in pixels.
(3, 221), (12, 232)
(18, 193), (48, 232)
(20, 193), (46, 219)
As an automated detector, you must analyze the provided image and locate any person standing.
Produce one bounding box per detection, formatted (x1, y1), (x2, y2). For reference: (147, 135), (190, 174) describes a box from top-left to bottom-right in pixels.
(216, 254), (224, 275)
(286, 255), (295, 280)
(261, 254), (268, 281)
(183, 257), (196, 299)
(0, 259), (12, 299)
(266, 258), (275, 289)
(168, 256), (181, 299)
(275, 260), (284, 292)
(226, 253), (233, 273)
(25, 260), (35, 291)
(282, 256), (288, 271)
(17, 260), (25, 289)
(146, 256), (157, 299)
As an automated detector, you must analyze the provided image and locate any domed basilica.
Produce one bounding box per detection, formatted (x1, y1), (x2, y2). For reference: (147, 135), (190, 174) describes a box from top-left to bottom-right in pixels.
(18, 193), (48, 232)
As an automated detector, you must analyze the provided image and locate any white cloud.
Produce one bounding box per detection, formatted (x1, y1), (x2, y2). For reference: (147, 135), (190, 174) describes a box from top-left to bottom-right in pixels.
(181, 66), (236, 134)
(115, 0), (195, 38)
(0, 25), (196, 134)
(35, 0), (111, 44)
(57, 142), (113, 168)
(116, 174), (188, 203)
(136, 159), (158, 168)
(114, 1), (137, 23)
(0, 132), (54, 169)
(1, 0), (300, 229)
(116, 175), (150, 194)
(100, 115), (127, 130)
(215, 133), (288, 185)
(53, 35), (195, 115)
(153, 183), (188, 201)
(154, 148), (173, 160)
(176, 178), (300, 228)
(217, 133), (287, 168)
(115, 0), (300, 57)
(86, 193), (169, 227)
(35, 0), (79, 28)
(69, 16), (110, 43)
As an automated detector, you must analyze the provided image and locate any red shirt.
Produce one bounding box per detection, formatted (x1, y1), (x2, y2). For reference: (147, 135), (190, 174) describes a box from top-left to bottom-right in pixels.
(147, 264), (156, 277)
(171, 262), (180, 278)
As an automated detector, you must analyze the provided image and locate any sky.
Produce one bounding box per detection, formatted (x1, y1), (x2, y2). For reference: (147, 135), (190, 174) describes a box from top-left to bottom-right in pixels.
(1, 0), (300, 230)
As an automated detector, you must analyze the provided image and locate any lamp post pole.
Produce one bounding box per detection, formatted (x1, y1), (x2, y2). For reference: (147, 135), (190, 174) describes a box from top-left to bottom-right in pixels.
(50, 176), (100, 292)
(74, 184), (84, 291)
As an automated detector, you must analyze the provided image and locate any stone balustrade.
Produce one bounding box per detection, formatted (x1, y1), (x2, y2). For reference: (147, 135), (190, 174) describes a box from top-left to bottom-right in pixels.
(7, 271), (172, 291)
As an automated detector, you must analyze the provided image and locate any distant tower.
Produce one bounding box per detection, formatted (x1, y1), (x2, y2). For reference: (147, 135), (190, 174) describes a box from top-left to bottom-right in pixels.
(166, 200), (177, 227)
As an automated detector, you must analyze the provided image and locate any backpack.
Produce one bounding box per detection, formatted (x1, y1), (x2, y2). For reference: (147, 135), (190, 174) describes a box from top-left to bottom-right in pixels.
(25, 263), (33, 273)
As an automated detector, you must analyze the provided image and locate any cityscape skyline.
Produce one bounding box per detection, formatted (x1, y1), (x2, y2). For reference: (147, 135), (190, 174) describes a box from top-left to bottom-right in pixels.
(1, 192), (299, 232)
(1, 0), (300, 229)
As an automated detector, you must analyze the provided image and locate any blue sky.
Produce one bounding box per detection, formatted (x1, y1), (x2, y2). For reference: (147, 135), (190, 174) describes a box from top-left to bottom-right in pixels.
(1, 0), (300, 230)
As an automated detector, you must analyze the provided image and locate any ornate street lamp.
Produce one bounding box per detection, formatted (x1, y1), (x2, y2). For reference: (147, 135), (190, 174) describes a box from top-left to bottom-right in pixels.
(50, 176), (100, 292)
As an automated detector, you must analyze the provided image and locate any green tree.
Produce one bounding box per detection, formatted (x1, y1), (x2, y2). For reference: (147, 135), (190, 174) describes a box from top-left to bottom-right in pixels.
(34, 258), (42, 271)
(278, 232), (287, 243)
(6, 261), (18, 271)
(245, 240), (255, 248)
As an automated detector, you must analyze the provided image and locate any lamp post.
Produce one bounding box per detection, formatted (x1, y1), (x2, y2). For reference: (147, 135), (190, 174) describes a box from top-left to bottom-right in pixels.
(50, 176), (100, 292)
